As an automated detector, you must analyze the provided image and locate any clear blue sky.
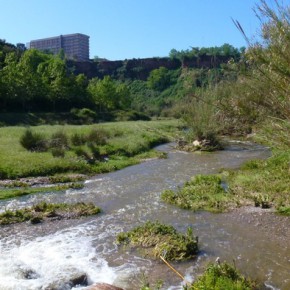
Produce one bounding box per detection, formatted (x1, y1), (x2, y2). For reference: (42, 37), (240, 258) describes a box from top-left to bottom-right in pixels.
(0, 0), (274, 60)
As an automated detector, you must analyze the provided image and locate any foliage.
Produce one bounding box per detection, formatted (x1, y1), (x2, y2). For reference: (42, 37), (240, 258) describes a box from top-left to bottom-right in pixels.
(186, 262), (257, 290)
(0, 49), (93, 113)
(235, 0), (290, 122)
(169, 43), (244, 61)
(116, 221), (198, 261)
(0, 201), (101, 225)
(20, 128), (47, 152)
(147, 67), (171, 91)
(70, 108), (97, 124)
(228, 148), (290, 214)
(87, 76), (131, 112)
(161, 174), (237, 213)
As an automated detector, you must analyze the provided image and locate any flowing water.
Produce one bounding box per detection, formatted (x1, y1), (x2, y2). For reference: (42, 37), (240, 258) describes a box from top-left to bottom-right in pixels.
(0, 142), (289, 290)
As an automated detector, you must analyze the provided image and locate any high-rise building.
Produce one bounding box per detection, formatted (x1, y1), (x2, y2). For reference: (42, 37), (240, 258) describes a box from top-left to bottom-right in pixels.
(29, 33), (90, 61)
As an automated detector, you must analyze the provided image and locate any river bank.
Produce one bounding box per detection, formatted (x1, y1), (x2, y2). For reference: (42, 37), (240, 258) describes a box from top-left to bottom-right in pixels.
(226, 206), (290, 249)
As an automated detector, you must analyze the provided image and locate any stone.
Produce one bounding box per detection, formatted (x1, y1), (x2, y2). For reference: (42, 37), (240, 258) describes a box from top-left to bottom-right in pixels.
(85, 282), (124, 290)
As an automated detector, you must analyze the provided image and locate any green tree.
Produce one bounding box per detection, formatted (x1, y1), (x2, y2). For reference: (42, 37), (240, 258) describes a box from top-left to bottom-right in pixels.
(147, 67), (171, 91)
(87, 76), (131, 112)
(38, 55), (70, 111)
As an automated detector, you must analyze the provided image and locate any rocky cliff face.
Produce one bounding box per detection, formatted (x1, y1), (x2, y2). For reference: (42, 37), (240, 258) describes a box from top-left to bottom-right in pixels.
(68, 55), (232, 80)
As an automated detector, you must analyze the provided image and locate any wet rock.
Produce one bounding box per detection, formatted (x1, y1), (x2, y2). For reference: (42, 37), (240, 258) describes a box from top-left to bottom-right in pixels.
(44, 273), (88, 289)
(85, 283), (124, 290)
(69, 273), (88, 287)
(23, 269), (39, 279)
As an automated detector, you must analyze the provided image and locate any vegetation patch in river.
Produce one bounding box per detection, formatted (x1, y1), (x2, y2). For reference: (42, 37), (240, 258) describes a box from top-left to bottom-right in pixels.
(185, 261), (258, 290)
(116, 221), (198, 261)
(0, 201), (101, 225)
(0, 183), (83, 200)
(161, 174), (237, 213)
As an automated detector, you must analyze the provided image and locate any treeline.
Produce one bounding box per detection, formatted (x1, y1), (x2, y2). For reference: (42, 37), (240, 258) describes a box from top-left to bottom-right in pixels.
(169, 43), (245, 61)
(0, 39), (243, 120)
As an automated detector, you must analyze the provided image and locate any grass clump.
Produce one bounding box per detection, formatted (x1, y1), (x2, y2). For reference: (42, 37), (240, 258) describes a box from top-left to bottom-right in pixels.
(0, 201), (101, 225)
(161, 174), (236, 213)
(116, 221), (198, 261)
(20, 129), (47, 152)
(186, 261), (258, 290)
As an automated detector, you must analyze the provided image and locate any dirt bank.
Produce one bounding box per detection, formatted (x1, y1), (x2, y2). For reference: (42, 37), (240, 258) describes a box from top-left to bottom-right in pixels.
(226, 206), (290, 248)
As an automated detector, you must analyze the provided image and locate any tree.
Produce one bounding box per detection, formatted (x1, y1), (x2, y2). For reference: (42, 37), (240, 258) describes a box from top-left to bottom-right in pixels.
(87, 76), (130, 112)
(147, 67), (171, 91)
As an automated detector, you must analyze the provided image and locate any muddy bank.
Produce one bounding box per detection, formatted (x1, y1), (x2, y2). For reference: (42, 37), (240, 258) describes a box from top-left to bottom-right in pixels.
(226, 206), (290, 248)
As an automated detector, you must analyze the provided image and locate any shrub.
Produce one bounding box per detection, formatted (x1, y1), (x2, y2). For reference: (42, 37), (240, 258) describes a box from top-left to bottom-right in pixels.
(50, 130), (69, 149)
(86, 128), (109, 145)
(70, 108), (97, 124)
(20, 129), (47, 152)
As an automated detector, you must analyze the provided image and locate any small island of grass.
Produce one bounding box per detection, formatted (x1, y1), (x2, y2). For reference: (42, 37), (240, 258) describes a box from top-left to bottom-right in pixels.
(161, 174), (238, 213)
(0, 201), (101, 225)
(116, 221), (198, 261)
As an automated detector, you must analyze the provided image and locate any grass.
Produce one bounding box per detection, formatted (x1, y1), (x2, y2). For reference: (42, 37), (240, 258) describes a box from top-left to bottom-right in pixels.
(0, 120), (180, 180)
(116, 221), (198, 261)
(161, 174), (238, 213)
(161, 147), (290, 215)
(185, 261), (258, 290)
(0, 201), (101, 225)
(227, 149), (290, 215)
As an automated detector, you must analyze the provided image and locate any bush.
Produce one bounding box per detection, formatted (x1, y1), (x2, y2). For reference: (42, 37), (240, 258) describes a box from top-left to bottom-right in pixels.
(20, 129), (47, 152)
(70, 108), (97, 124)
(50, 130), (69, 149)
(86, 128), (109, 145)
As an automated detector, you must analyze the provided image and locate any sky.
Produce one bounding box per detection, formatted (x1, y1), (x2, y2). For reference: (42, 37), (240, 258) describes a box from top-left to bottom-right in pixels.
(0, 0), (281, 60)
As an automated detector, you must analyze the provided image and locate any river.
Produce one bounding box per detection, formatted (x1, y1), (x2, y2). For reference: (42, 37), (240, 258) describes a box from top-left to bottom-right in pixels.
(0, 141), (289, 290)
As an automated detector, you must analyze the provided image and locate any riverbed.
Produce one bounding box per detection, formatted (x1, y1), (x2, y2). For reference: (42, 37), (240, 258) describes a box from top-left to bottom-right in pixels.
(0, 142), (289, 290)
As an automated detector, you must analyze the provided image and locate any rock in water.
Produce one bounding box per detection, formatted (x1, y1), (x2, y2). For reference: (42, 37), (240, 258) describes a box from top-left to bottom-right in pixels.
(85, 282), (124, 290)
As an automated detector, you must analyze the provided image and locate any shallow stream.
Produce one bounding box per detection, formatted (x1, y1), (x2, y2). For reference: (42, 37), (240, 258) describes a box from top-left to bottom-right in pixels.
(0, 142), (289, 290)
